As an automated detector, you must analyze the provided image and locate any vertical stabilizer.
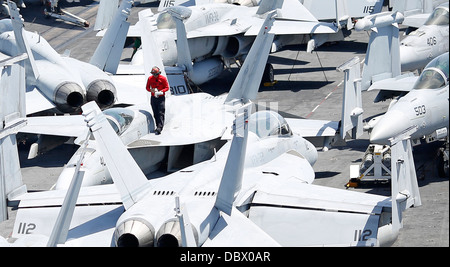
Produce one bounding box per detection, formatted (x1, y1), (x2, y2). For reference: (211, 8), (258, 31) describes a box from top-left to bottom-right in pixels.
(8, 1), (39, 82)
(94, 0), (120, 31)
(355, 11), (404, 91)
(47, 132), (91, 247)
(257, 0), (283, 15)
(389, 126), (422, 233)
(90, 0), (133, 74)
(225, 12), (276, 104)
(0, 52), (28, 223)
(214, 104), (252, 216)
(337, 56), (363, 140)
(81, 102), (150, 210)
(168, 7), (194, 75)
(140, 9), (167, 78)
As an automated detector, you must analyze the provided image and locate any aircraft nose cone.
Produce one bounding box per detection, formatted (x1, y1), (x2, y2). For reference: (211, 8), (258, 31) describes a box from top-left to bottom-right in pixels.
(370, 110), (411, 145)
(400, 44), (430, 72)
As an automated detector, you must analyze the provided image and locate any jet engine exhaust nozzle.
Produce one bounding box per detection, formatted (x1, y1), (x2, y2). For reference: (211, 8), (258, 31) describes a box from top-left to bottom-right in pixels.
(156, 219), (182, 247)
(86, 80), (117, 109)
(114, 218), (155, 247)
(54, 82), (86, 113)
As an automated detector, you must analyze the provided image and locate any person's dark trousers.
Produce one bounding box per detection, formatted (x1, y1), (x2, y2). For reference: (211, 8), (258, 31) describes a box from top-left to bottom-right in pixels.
(151, 96), (165, 132)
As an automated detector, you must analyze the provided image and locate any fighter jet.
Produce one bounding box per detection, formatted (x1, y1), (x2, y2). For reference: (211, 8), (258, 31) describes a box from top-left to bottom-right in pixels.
(399, 3), (449, 72)
(343, 11), (449, 177)
(111, 0), (357, 86)
(0, 1), (118, 114)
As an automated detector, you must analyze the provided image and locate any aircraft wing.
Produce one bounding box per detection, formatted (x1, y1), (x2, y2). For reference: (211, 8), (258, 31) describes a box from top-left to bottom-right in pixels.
(285, 118), (339, 138)
(128, 93), (234, 148)
(110, 74), (149, 106)
(10, 184), (123, 246)
(244, 20), (339, 36)
(240, 175), (391, 246)
(186, 18), (256, 38)
(20, 114), (87, 138)
(402, 13), (430, 28)
(127, 119), (228, 148)
(367, 73), (418, 92)
(25, 87), (57, 115)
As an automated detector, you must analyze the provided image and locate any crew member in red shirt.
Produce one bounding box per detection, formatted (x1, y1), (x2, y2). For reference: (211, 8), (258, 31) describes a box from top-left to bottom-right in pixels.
(146, 66), (169, 135)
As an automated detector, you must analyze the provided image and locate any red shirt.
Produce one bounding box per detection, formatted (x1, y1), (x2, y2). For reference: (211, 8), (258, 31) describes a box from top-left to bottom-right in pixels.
(146, 75), (169, 97)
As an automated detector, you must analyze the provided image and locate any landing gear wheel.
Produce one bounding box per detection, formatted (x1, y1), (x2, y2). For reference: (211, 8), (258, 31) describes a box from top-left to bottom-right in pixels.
(262, 63), (274, 84)
(437, 148), (449, 178)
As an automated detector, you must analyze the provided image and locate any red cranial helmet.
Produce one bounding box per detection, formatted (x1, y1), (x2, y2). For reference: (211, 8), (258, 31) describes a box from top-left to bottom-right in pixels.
(151, 66), (161, 75)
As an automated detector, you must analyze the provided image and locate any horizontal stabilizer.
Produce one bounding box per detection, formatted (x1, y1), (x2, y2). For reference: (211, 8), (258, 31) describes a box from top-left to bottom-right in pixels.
(203, 207), (281, 246)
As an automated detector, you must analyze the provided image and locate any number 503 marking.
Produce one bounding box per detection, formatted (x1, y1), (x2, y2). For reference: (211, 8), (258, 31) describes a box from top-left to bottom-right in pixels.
(414, 105), (426, 116)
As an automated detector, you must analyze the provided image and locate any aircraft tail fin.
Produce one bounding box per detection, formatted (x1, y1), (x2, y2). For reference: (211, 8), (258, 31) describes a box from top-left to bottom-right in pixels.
(8, 1), (39, 82)
(356, 11), (404, 91)
(256, 0), (283, 15)
(215, 104), (252, 216)
(337, 56), (363, 140)
(225, 12), (276, 104)
(140, 9), (189, 96)
(89, 0), (133, 74)
(389, 126), (422, 233)
(168, 7), (194, 75)
(46, 132), (91, 247)
(0, 52), (29, 223)
(93, 0), (120, 31)
(81, 101), (150, 210)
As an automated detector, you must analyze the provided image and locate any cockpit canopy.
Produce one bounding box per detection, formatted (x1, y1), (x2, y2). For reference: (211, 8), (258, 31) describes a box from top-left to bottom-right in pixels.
(104, 108), (134, 135)
(413, 53), (449, 89)
(156, 6), (192, 30)
(248, 110), (292, 138)
(424, 5), (449, 26)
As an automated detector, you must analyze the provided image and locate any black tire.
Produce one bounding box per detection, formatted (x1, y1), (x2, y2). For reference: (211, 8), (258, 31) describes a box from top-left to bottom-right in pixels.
(262, 63), (274, 84)
(437, 149), (449, 178)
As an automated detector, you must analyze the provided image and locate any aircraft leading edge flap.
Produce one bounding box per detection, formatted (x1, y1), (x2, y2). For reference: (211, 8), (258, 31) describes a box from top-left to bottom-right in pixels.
(81, 102), (150, 210)
(203, 207), (281, 247)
